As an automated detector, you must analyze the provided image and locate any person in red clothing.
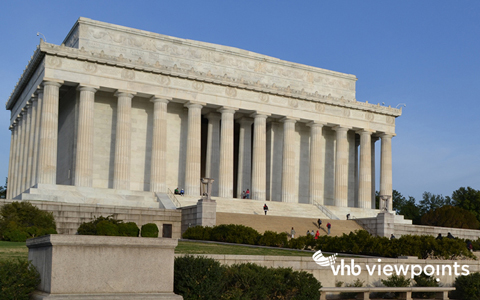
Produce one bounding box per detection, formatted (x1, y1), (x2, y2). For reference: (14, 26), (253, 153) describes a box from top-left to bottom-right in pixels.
(326, 222), (331, 235)
(245, 189), (250, 199)
(314, 230), (320, 240)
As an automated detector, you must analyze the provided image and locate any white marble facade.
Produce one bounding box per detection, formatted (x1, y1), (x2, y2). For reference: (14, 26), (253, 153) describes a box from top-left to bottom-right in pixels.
(6, 18), (401, 211)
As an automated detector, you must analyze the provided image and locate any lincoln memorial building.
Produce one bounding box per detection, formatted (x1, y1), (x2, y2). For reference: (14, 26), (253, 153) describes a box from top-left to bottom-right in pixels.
(5, 18), (401, 220)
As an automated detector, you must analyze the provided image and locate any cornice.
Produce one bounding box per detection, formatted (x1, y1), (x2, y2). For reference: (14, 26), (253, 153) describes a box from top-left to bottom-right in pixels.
(7, 40), (402, 118)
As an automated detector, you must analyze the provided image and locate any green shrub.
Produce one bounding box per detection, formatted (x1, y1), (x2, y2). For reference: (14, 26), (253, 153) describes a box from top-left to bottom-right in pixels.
(381, 274), (411, 298)
(0, 201), (57, 242)
(96, 220), (119, 236)
(118, 222), (139, 237)
(413, 273), (439, 298)
(174, 255), (322, 300)
(421, 205), (480, 229)
(453, 272), (480, 300)
(141, 223), (159, 237)
(339, 279), (364, 299)
(0, 259), (41, 300)
(257, 231), (288, 247)
(174, 255), (225, 300)
(209, 224), (261, 245)
(182, 225), (212, 240)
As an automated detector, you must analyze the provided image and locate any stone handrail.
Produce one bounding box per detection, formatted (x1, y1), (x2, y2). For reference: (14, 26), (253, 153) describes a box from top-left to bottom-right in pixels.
(320, 286), (455, 300)
(166, 188), (182, 208)
(313, 201), (339, 220)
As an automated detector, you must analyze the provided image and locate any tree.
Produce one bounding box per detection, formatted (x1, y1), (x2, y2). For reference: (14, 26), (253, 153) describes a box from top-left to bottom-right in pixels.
(419, 192), (451, 215)
(451, 187), (480, 222)
(0, 177), (6, 199)
(420, 205), (480, 229)
(390, 190), (422, 224)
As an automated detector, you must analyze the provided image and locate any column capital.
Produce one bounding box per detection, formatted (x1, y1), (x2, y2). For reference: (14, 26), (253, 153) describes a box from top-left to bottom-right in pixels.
(356, 129), (375, 135)
(114, 90), (135, 98)
(150, 96), (171, 104)
(280, 116), (299, 123)
(237, 117), (254, 126)
(380, 133), (395, 139)
(217, 107), (238, 114)
(307, 121), (326, 128)
(184, 101), (205, 109)
(205, 112), (221, 121)
(42, 79), (63, 87)
(250, 112), (270, 119)
(77, 85), (99, 93)
(333, 125), (351, 132)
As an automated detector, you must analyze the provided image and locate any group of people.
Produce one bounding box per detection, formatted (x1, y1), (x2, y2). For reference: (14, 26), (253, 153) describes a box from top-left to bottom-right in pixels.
(302, 218), (332, 238)
(240, 189), (250, 199)
(436, 232), (455, 240)
(173, 188), (184, 196)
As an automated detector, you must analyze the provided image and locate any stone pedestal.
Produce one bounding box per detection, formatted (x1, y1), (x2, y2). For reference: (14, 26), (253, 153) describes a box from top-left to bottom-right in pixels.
(376, 212), (395, 238)
(196, 199), (217, 227)
(27, 235), (182, 300)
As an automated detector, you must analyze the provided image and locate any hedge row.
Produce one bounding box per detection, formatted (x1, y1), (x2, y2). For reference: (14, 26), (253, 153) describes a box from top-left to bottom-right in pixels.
(183, 225), (475, 259)
(174, 255), (321, 300)
(77, 215), (159, 238)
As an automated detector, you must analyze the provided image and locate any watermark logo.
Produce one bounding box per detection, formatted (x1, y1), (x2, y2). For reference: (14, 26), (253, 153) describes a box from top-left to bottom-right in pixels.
(312, 249), (470, 281)
(312, 250), (338, 267)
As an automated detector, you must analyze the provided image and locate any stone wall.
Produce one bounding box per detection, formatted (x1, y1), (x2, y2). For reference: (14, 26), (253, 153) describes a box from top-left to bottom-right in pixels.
(0, 200), (182, 238)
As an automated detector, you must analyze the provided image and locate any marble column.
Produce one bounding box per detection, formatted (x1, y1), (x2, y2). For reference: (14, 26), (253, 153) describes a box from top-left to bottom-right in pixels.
(205, 113), (220, 196)
(28, 95), (39, 189)
(75, 86), (97, 187)
(184, 102), (204, 196)
(150, 97), (169, 193)
(380, 134), (394, 211)
(7, 121), (17, 199)
(358, 130), (373, 209)
(308, 122), (325, 205)
(113, 91), (134, 190)
(37, 80), (62, 185)
(334, 126), (349, 207)
(251, 113), (269, 201)
(281, 117), (297, 203)
(371, 137), (378, 209)
(32, 88), (44, 188)
(218, 107), (236, 198)
(20, 106), (29, 192)
(12, 116), (21, 197)
(236, 117), (253, 198)
(23, 101), (33, 191)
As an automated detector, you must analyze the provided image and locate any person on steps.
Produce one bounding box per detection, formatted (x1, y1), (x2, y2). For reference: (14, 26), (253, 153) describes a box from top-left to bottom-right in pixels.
(263, 204), (269, 215)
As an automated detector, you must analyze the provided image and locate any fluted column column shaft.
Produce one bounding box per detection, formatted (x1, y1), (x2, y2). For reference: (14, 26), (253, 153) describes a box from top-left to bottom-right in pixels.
(251, 113), (268, 201)
(380, 134), (393, 211)
(205, 113), (220, 196)
(236, 118), (253, 198)
(308, 122), (325, 205)
(218, 108), (236, 198)
(75, 86), (97, 187)
(18, 110), (28, 193)
(150, 97), (169, 193)
(12, 117), (22, 197)
(281, 118), (297, 203)
(334, 126), (349, 207)
(371, 137), (378, 209)
(358, 130), (373, 208)
(184, 103), (203, 196)
(32, 89), (43, 188)
(23, 102), (33, 191)
(28, 96), (39, 189)
(7, 123), (17, 199)
(38, 80), (62, 185)
(113, 91), (133, 190)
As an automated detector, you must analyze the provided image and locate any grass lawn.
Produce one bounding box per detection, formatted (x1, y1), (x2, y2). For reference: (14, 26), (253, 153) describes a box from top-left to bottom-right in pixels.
(0, 241), (29, 261)
(0, 240), (315, 260)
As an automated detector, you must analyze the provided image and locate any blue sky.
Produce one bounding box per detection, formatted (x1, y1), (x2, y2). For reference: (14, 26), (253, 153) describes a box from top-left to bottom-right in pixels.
(0, 1), (479, 201)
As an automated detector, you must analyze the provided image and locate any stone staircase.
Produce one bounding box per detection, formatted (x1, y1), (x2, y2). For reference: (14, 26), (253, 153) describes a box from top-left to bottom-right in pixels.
(216, 212), (365, 237)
